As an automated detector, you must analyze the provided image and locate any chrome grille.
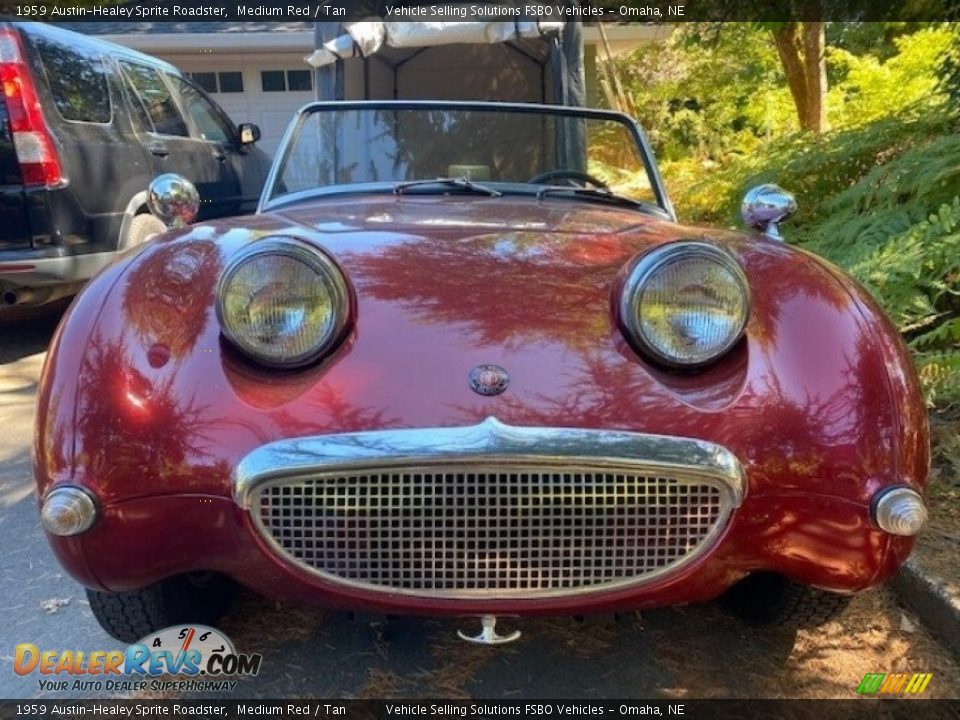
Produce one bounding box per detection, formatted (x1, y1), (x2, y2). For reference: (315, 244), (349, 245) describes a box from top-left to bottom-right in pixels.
(253, 467), (729, 597)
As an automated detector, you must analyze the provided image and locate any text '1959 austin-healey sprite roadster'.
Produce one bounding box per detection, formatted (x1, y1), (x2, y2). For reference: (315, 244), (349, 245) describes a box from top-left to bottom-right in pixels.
(34, 102), (929, 644)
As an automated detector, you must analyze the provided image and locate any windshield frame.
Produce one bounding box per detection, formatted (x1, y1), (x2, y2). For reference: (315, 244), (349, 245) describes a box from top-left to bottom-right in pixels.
(258, 100), (675, 221)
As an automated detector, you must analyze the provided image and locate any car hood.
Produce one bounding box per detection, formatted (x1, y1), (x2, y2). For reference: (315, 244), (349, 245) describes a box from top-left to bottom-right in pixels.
(36, 194), (921, 510)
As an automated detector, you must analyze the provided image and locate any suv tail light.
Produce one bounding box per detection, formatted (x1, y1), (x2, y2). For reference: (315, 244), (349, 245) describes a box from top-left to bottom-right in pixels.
(0, 29), (63, 187)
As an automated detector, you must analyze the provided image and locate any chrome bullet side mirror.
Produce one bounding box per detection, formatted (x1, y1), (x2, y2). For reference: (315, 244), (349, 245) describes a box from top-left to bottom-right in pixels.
(148, 173), (200, 228)
(741, 184), (797, 240)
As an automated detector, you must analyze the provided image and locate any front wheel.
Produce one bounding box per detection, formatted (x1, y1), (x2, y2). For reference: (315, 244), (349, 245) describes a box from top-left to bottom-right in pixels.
(87, 573), (236, 643)
(123, 213), (167, 249)
(720, 573), (852, 628)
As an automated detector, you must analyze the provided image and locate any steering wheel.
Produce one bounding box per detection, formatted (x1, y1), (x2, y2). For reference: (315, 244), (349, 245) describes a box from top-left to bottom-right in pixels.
(528, 169), (610, 190)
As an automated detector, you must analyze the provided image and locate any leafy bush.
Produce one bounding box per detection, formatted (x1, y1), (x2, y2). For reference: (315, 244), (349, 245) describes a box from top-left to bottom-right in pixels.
(618, 24), (952, 167)
(937, 25), (960, 112)
(827, 199), (960, 406)
(665, 110), (955, 224)
(662, 112), (960, 405)
(617, 25), (791, 163)
(827, 26), (954, 127)
(614, 24), (960, 405)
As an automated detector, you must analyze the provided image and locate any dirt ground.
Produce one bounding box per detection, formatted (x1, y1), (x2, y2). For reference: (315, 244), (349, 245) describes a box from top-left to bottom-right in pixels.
(187, 585), (960, 700)
(922, 412), (960, 586)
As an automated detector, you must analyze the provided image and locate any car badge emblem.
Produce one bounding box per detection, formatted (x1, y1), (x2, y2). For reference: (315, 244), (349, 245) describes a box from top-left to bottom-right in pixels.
(469, 364), (510, 396)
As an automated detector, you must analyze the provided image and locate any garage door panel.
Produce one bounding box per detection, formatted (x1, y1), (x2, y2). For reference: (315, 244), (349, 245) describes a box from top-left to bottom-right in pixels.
(257, 96), (312, 156)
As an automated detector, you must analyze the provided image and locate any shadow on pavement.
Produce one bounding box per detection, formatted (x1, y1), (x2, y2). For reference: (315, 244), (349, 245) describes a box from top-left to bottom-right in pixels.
(0, 297), (72, 364)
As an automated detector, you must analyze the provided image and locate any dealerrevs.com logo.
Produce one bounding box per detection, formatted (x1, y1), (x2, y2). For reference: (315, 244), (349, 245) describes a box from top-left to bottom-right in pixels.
(14, 625), (262, 693)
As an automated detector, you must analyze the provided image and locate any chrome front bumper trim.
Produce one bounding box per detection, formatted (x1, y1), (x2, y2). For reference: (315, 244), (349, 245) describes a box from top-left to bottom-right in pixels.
(233, 417), (745, 509)
(234, 418), (746, 598)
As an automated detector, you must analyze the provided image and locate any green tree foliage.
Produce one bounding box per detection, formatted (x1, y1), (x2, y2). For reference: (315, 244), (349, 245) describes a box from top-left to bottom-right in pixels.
(620, 23), (953, 165)
(828, 26), (954, 126)
(617, 25), (791, 162)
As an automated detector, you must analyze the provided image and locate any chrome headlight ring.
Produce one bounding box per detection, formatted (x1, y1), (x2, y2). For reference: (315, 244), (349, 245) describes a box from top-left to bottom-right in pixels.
(620, 241), (750, 368)
(216, 238), (350, 369)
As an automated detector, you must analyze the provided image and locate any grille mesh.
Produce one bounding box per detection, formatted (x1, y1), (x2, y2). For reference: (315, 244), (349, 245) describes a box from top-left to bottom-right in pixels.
(255, 469), (726, 596)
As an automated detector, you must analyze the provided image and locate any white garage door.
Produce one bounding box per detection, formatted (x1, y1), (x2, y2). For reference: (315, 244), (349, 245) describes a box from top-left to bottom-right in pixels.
(163, 53), (315, 158)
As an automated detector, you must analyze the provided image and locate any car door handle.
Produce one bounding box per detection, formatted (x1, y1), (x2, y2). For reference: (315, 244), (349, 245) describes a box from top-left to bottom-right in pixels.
(148, 143), (170, 158)
(212, 150), (226, 161)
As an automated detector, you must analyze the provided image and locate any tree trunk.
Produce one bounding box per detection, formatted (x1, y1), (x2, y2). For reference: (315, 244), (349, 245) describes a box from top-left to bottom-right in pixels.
(772, 22), (828, 133)
(802, 22), (827, 133)
(773, 24), (808, 128)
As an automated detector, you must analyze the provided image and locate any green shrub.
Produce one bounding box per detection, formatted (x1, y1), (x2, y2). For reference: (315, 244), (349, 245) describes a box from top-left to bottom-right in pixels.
(661, 112), (960, 406)
(827, 26), (954, 128)
(666, 111), (956, 227)
(616, 23), (960, 405)
(936, 26), (960, 112)
(830, 199), (960, 406)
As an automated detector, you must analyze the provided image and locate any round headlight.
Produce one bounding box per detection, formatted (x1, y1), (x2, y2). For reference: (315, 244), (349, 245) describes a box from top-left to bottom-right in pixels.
(620, 242), (749, 367)
(216, 238), (349, 368)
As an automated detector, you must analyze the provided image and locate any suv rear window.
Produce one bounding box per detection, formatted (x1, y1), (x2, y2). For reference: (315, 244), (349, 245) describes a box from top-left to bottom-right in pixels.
(33, 36), (111, 123)
(120, 62), (189, 137)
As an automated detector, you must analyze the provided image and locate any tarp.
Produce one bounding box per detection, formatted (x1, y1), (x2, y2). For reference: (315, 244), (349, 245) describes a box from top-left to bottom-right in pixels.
(311, 4), (585, 106)
(306, 21), (565, 68)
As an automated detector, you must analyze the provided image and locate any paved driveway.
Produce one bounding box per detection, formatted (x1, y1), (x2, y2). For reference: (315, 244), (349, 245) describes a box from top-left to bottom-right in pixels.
(1, 302), (958, 700)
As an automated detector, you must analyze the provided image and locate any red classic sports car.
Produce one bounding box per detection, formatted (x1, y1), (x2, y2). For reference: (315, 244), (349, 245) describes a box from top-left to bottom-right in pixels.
(34, 102), (929, 644)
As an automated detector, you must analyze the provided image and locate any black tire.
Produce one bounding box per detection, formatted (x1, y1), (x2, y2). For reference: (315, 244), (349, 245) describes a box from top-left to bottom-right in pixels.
(123, 213), (166, 249)
(87, 573), (236, 643)
(721, 572), (852, 628)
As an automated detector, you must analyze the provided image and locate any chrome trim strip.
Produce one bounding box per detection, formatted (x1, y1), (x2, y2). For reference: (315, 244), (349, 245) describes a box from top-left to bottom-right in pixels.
(233, 417), (745, 510)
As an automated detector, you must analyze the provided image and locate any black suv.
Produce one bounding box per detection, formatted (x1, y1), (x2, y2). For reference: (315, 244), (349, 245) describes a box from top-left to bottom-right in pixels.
(0, 22), (270, 307)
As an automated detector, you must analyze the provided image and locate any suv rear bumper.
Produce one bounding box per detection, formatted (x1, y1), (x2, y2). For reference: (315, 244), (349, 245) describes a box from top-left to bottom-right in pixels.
(0, 246), (121, 286)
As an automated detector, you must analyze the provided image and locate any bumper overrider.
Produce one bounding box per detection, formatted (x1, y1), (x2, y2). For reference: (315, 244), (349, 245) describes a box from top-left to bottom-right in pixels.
(42, 418), (927, 613)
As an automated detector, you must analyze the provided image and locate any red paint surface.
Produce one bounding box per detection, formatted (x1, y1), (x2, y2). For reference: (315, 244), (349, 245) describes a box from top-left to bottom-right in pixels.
(34, 195), (929, 612)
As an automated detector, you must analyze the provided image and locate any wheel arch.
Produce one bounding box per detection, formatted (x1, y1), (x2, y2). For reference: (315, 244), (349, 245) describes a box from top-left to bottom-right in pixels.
(116, 191), (151, 249)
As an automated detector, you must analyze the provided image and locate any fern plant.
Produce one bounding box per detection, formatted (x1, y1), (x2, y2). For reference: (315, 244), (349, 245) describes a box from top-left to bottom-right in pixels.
(785, 124), (960, 406)
(663, 110), (960, 405)
(832, 199), (960, 406)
